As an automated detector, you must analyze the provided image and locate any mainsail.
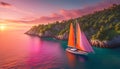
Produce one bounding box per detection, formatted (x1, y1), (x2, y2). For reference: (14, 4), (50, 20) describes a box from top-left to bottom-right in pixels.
(76, 23), (94, 53)
(68, 23), (75, 47)
(76, 23), (82, 50)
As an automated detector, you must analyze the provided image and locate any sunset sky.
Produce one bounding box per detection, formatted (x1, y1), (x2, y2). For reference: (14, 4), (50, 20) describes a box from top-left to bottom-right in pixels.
(0, 0), (120, 30)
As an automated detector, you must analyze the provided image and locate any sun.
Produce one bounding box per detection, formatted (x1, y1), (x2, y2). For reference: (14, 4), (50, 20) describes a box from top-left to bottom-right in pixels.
(0, 24), (6, 31)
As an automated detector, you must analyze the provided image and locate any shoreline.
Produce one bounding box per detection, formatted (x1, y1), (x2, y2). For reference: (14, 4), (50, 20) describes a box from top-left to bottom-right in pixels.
(25, 33), (120, 48)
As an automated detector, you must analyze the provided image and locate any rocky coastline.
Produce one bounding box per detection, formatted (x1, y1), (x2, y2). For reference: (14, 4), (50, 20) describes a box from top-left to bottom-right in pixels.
(25, 31), (120, 48)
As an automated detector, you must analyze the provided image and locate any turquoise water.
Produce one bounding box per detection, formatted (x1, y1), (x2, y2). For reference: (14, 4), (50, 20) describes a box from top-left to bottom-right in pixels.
(61, 40), (120, 69)
(0, 30), (120, 69)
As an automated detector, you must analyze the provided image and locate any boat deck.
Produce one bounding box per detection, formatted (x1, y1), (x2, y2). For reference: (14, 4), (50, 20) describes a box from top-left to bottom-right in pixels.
(66, 48), (88, 55)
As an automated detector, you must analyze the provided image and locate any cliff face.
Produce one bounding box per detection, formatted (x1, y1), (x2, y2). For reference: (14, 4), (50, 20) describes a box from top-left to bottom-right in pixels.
(25, 20), (71, 39)
(91, 35), (120, 48)
(26, 4), (120, 48)
(26, 28), (69, 40)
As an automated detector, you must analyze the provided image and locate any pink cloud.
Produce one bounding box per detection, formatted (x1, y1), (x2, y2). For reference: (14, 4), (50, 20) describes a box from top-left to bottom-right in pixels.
(60, 9), (82, 19)
(6, 13), (64, 24)
(5, 0), (120, 24)
(31, 13), (65, 23)
(0, 1), (12, 8)
(30, 1), (117, 24)
(0, 1), (35, 20)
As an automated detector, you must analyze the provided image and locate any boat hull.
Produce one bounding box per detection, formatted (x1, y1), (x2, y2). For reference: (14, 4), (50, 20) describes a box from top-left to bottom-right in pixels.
(66, 48), (88, 55)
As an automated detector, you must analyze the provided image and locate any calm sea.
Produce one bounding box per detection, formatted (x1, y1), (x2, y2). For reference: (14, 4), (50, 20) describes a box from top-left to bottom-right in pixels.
(0, 30), (120, 69)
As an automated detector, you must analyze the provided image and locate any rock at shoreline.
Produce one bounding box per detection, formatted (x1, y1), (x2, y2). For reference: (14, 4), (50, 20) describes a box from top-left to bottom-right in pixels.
(91, 35), (120, 48)
(26, 29), (120, 48)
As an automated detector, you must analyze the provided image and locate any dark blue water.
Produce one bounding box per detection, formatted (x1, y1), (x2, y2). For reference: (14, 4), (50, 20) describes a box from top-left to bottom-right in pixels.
(0, 30), (120, 69)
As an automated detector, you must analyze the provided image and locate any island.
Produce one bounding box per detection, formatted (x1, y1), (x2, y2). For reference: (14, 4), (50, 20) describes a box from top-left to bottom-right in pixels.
(25, 4), (120, 48)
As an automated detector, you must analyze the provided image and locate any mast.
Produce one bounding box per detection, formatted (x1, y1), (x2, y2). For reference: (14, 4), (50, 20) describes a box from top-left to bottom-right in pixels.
(68, 23), (75, 47)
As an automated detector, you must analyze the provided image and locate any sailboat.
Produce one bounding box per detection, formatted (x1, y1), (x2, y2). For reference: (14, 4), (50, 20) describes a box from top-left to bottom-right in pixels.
(66, 22), (94, 55)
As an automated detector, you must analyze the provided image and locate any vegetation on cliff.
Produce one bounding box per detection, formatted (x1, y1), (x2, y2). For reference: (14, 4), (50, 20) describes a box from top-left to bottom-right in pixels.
(26, 4), (120, 47)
